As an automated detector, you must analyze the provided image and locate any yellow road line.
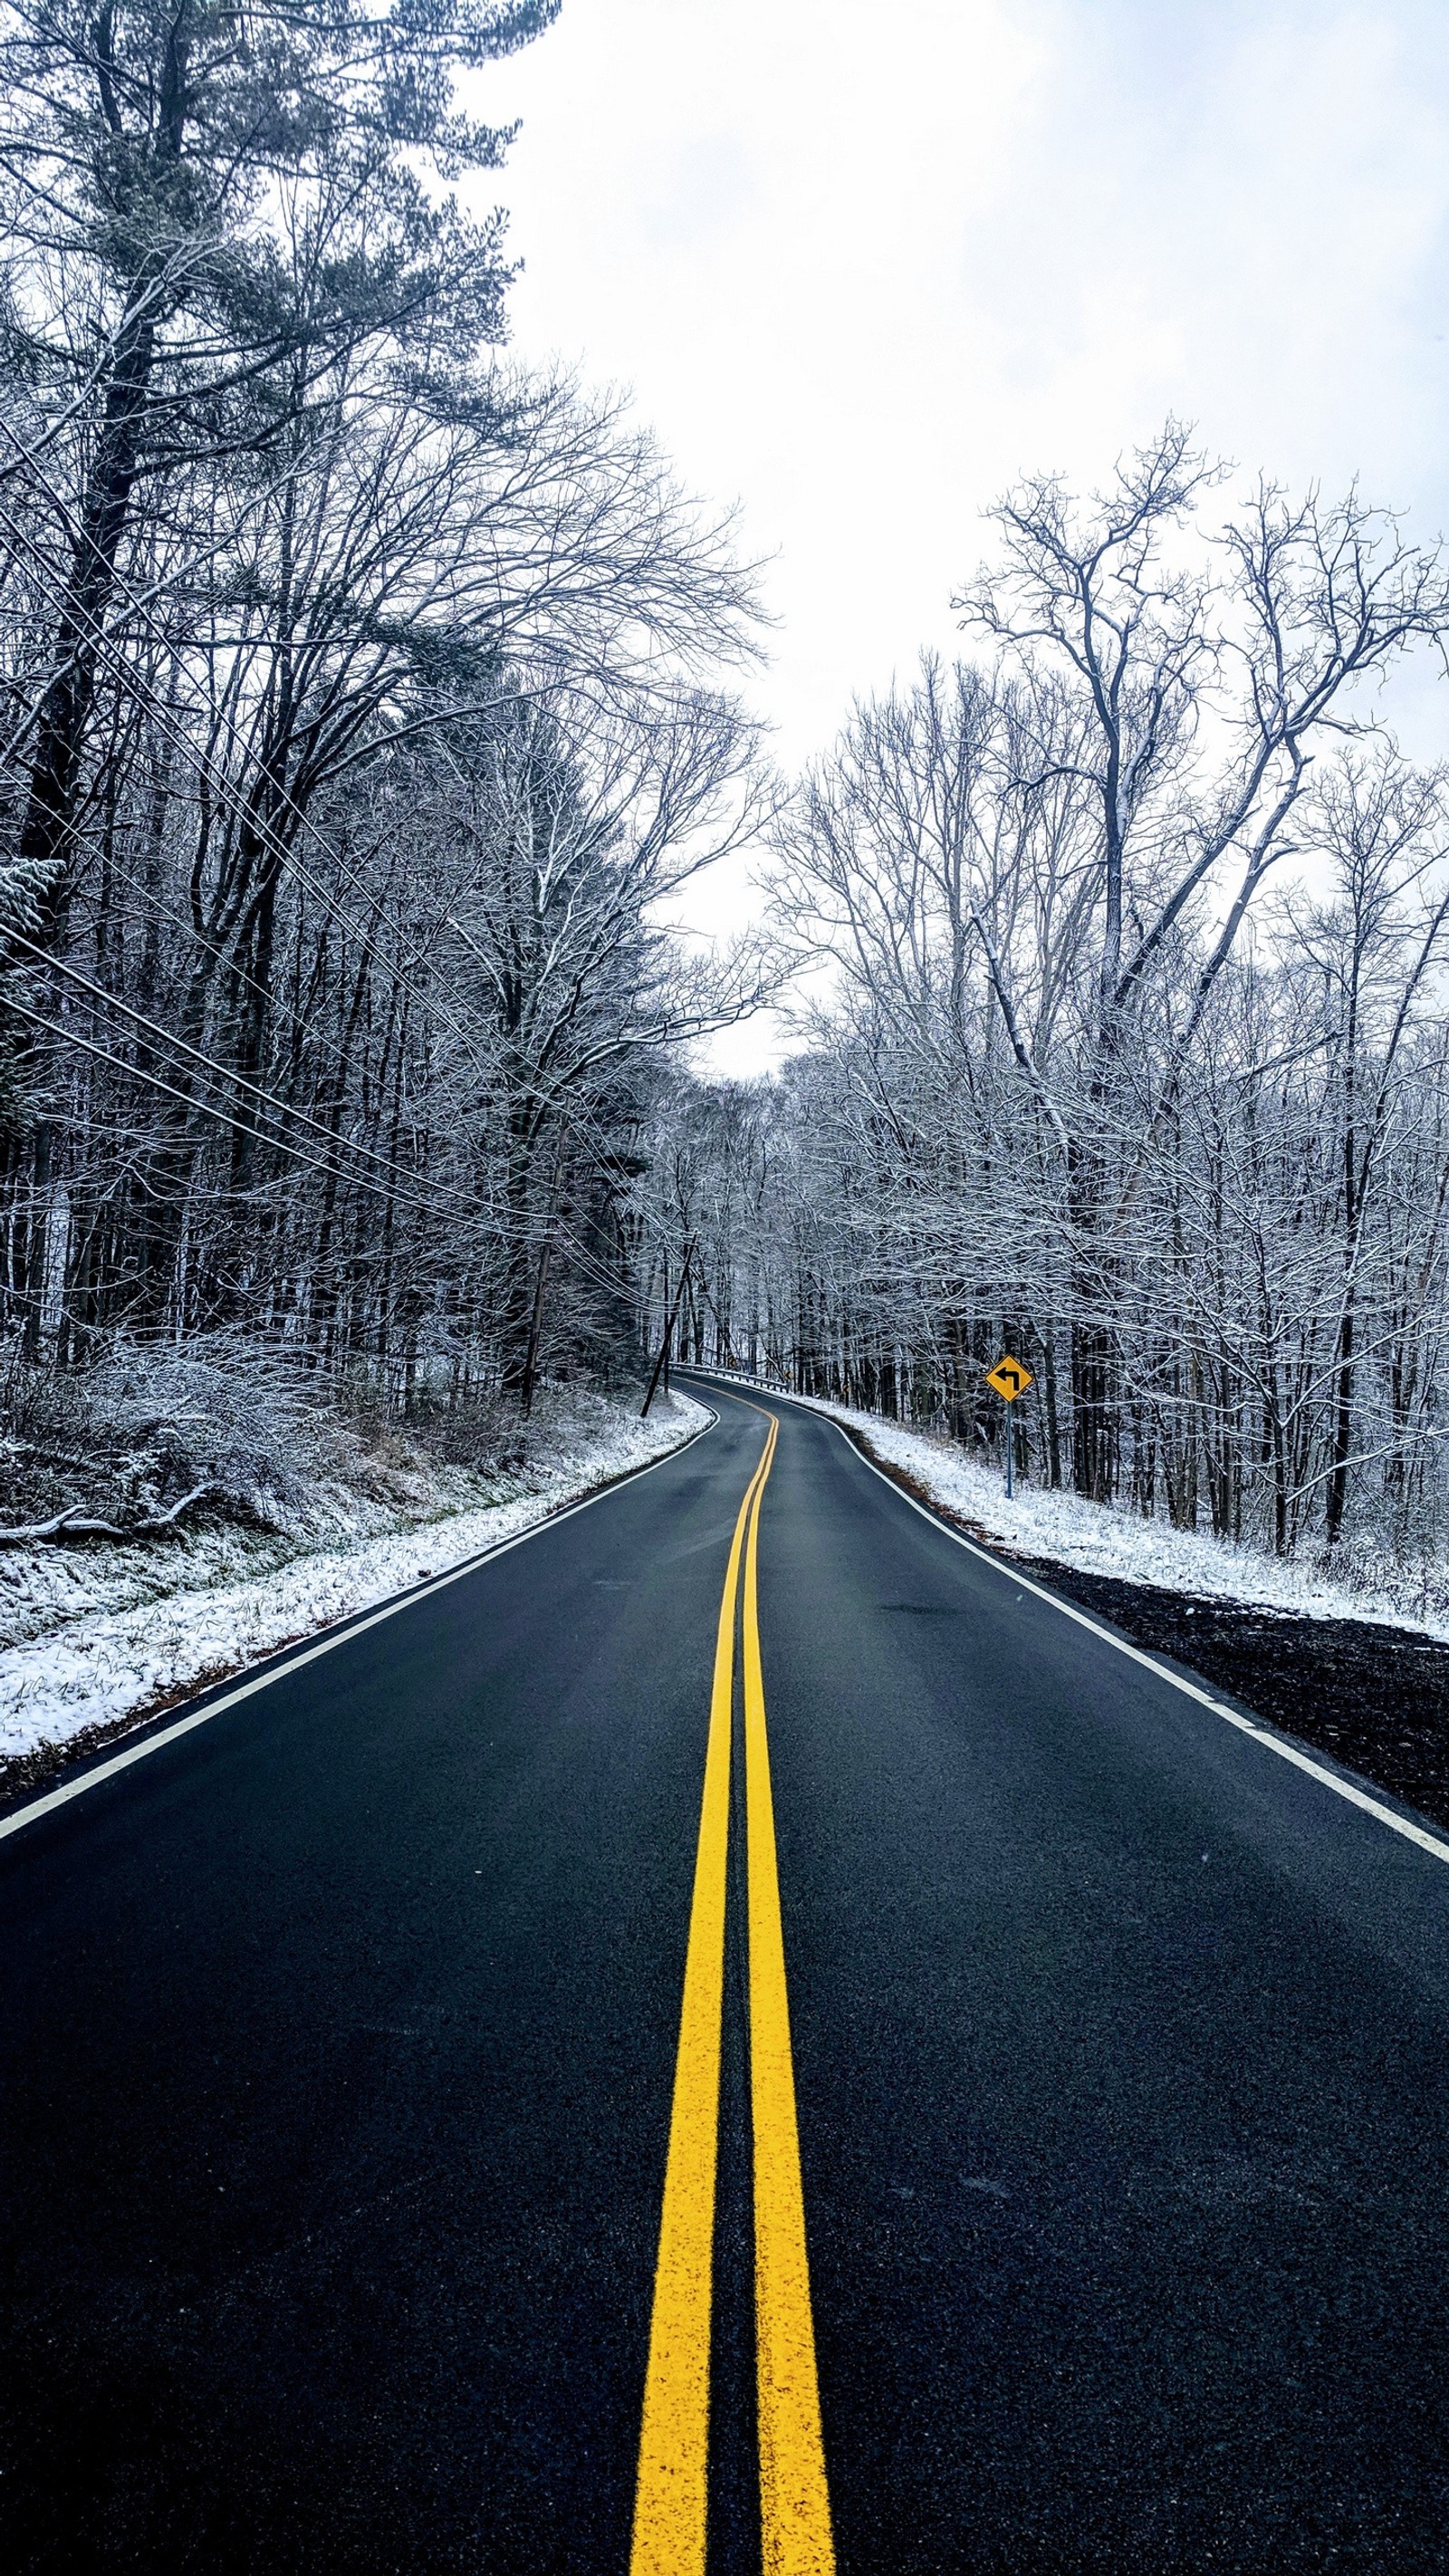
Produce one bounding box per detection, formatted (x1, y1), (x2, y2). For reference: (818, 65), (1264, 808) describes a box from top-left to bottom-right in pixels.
(629, 1420), (775, 2576)
(742, 1426), (836, 2575)
(632, 1403), (832, 2571)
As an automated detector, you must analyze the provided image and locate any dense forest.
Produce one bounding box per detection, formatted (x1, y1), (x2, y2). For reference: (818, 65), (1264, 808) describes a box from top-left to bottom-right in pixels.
(0, 0), (768, 1451)
(5, 0), (1449, 1571)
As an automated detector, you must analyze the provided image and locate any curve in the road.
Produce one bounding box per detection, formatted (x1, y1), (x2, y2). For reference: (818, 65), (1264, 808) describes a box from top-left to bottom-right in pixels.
(5, 1382), (1449, 2571)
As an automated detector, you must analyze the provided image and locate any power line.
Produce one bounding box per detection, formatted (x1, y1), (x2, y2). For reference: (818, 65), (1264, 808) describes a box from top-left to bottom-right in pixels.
(8, 997), (461, 1224)
(62, 841), (408, 1098)
(9, 928), (487, 1216)
(0, 442), (696, 1309)
(0, 446), (513, 1081)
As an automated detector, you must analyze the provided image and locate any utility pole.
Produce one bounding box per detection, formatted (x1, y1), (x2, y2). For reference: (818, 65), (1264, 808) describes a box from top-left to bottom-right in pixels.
(641, 1241), (696, 1418)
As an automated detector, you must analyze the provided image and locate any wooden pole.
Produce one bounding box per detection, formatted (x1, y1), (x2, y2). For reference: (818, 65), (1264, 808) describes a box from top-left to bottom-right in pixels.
(641, 1241), (695, 1418)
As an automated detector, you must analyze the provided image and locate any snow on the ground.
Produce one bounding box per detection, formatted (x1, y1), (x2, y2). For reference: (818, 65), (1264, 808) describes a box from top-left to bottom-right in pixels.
(714, 1376), (1449, 1644)
(0, 1390), (707, 1766)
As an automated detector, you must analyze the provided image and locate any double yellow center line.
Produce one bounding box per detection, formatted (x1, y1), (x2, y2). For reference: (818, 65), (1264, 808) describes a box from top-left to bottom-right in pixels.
(630, 1410), (835, 2575)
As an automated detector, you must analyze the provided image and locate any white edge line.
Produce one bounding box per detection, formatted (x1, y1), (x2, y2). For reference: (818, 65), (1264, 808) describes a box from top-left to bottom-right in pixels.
(0, 1405), (719, 1846)
(696, 1373), (1449, 1873)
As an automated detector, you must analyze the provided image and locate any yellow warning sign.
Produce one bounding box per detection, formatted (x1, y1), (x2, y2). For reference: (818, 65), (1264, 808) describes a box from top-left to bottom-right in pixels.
(985, 1355), (1032, 1403)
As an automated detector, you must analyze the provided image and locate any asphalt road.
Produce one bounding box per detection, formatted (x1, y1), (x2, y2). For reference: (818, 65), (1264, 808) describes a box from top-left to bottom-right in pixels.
(4, 1382), (1449, 2571)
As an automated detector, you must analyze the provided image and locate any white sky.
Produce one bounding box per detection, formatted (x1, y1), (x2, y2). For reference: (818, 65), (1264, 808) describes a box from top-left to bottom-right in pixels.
(476, 0), (1449, 1066)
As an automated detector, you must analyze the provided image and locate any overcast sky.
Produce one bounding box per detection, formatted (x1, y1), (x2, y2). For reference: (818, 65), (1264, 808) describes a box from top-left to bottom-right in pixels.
(475, 0), (1449, 1063)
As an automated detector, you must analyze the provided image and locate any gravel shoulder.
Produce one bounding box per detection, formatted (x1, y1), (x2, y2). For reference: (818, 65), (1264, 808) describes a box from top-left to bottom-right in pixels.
(1006, 1551), (1449, 1834)
(844, 1427), (1449, 1836)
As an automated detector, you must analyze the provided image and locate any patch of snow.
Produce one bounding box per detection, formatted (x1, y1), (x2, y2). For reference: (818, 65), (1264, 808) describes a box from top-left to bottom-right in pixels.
(710, 1375), (1449, 1644)
(0, 1391), (707, 1767)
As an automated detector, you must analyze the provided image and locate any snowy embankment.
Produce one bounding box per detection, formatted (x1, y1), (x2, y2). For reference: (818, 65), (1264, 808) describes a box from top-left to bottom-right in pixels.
(0, 1389), (707, 1777)
(714, 1377), (1449, 1644)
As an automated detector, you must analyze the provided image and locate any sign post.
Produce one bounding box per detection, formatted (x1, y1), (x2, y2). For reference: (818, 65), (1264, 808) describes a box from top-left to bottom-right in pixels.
(984, 1354), (1033, 1498)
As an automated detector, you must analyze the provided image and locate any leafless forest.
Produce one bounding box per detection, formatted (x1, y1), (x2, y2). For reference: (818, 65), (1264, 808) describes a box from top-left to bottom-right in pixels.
(651, 445), (1449, 1567)
(5, 0), (1449, 1569)
(0, 0), (772, 1500)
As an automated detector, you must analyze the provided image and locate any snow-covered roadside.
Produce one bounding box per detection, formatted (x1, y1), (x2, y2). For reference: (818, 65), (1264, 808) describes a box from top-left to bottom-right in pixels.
(0, 1390), (708, 1772)
(711, 1375), (1449, 1645)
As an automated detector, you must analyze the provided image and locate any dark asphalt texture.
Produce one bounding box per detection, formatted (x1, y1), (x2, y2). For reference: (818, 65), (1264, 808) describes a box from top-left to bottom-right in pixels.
(3, 1384), (1449, 2571)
